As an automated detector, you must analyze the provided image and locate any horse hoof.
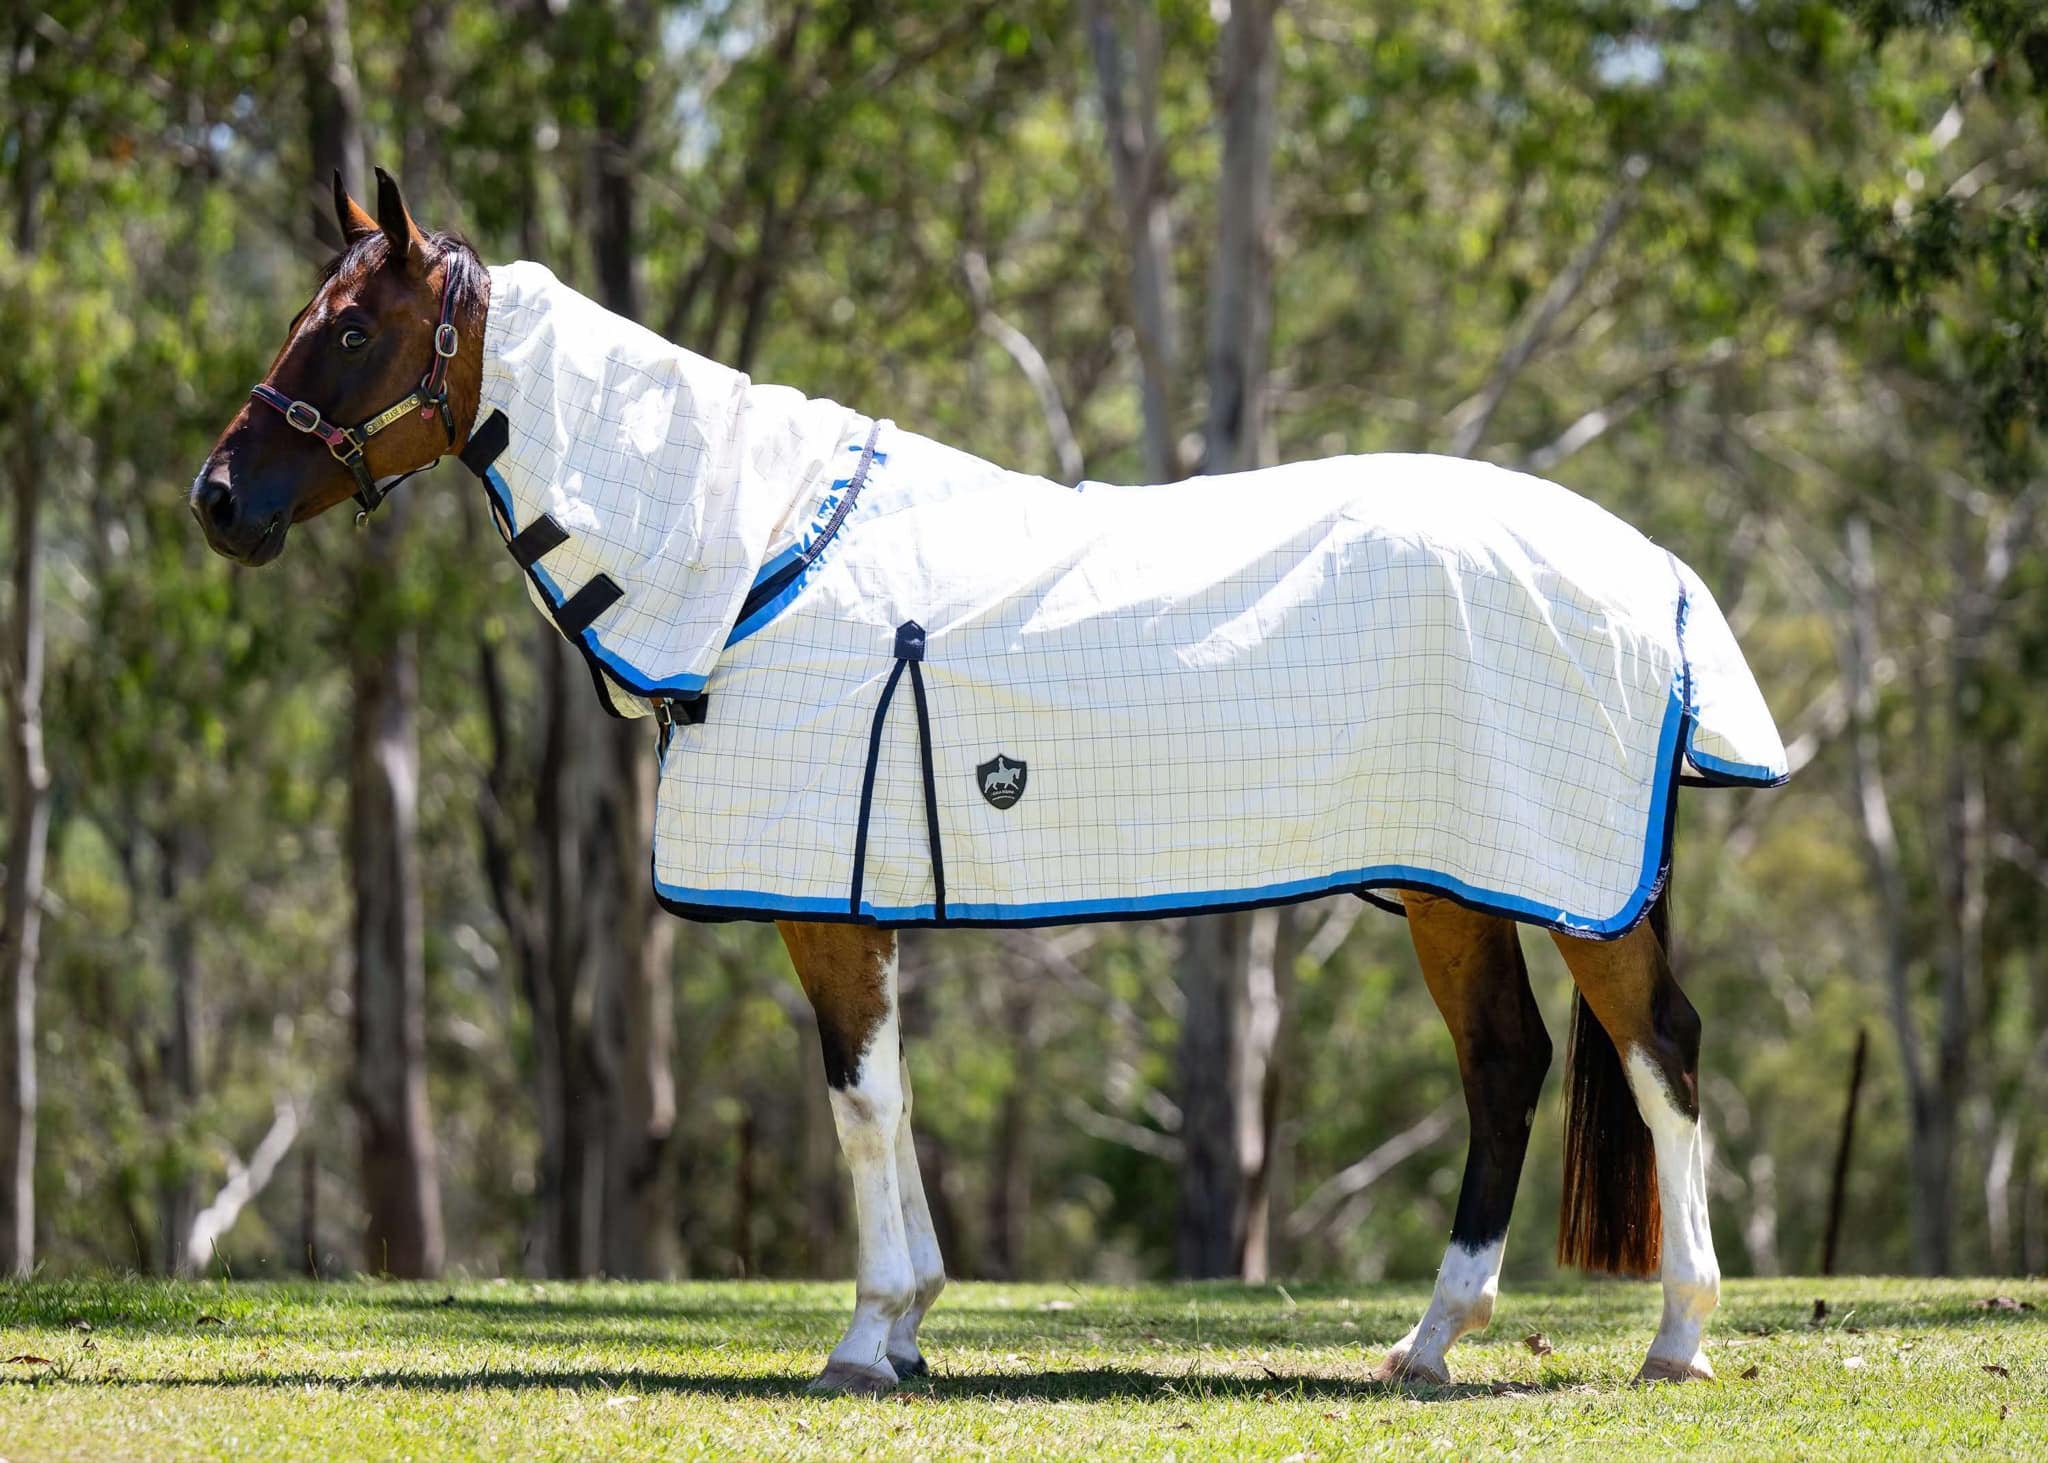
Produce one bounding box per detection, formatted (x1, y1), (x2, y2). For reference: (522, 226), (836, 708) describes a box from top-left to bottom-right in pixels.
(1635, 1353), (1714, 1384)
(889, 1351), (930, 1379)
(808, 1359), (899, 1395)
(1371, 1349), (1450, 1386)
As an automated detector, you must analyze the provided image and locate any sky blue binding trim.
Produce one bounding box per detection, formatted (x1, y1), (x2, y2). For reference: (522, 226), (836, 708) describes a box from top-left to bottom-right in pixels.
(1667, 551), (1787, 788)
(481, 464), (707, 697)
(1683, 733), (1789, 788)
(654, 682), (1690, 938)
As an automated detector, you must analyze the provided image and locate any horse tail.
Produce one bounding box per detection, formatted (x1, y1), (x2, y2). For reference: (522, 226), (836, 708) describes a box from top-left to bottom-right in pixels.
(1555, 888), (1666, 1276)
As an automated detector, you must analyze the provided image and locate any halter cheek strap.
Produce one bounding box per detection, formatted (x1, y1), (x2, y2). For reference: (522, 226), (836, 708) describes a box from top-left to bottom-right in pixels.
(248, 275), (464, 523)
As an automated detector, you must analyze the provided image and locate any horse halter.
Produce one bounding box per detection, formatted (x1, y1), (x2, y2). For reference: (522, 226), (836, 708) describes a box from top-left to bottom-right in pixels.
(248, 271), (463, 523)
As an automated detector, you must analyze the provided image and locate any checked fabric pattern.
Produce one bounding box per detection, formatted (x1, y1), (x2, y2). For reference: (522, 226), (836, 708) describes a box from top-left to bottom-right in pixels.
(475, 263), (1787, 936)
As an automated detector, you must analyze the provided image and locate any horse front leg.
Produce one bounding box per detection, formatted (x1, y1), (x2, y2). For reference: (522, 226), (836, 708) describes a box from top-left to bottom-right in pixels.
(780, 921), (922, 1394)
(1375, 893), (1551, 1385)
(884, 1049), (947, 1377)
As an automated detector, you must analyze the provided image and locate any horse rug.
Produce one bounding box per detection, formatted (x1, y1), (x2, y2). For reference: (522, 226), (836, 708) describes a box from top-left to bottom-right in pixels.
(461, 262), (1787, 936)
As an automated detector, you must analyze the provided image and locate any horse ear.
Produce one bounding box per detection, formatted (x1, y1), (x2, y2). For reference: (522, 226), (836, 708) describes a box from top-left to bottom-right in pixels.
(373, 166), (425, 272)
(333, 170), (378, 246)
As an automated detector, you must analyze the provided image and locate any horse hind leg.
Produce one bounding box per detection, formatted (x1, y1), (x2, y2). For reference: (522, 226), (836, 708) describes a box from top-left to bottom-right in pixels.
(780, 921), (918, 1395)
(1374, 893), (1552, 1385)
(1551, 903), (1719, 1383)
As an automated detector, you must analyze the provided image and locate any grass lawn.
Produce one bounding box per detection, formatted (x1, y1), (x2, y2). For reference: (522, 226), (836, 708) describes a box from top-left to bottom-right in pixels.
(0, 1275), (2040, 1459)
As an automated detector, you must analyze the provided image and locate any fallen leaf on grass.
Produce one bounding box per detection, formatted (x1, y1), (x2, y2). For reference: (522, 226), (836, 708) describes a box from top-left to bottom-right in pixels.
(793, 1419), (811, 1433)
(1171, 1421), (1194, 1431)
(5, 1355), (54, 1366)
(1842, 1356), (1865, 1370)
(1739, 1365), (1760, 1380)
(1845, 1325), (1867, 1335)
(1262, 1364), (1283, 1380)
(1523, 1332), (1554, 1356)
(604, 1395), (638, 1409)
(1983, 1364), (2011, 1379)
(195, 1314), (225, 1327)
(1999, 1403), (2011, 1421)
(66, 1318), (90, 1333)
(1973, 1297), (2036, 1312)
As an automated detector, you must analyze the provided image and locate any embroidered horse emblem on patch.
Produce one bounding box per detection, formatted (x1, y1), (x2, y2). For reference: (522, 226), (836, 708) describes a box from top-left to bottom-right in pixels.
(977, 754), (1027, 810)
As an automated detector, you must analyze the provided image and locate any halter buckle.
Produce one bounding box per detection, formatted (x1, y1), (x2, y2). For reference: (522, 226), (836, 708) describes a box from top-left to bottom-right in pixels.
(284, 400), (322, 434)
(434, 323), (459, 358)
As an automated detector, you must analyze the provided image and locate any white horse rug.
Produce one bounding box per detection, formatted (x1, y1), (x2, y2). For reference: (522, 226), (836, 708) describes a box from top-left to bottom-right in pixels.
(461, 262), (1786, 936)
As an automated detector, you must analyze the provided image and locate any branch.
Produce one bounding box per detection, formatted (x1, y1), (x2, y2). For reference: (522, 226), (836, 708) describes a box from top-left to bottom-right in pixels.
(1299, 897), (1363, 969)
(181, 1100), (300, 1276)
(964, 251), (1085, 484)
(1286, 1100), (1458, 1239)
(1520, 339), (1734, 476)
(1446, 155), (1647, 458)
(1062, 1096), (1182, 1162)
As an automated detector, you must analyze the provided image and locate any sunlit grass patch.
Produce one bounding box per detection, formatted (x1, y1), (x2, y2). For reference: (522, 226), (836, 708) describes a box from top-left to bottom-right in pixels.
(0, 1277), (2040, 1459)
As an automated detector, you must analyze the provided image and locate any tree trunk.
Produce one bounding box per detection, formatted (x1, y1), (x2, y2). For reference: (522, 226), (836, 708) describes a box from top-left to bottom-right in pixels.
(1844, 515), (1947, 1274)
(1087, 0), (1180, 481)
(1202, 0), (1279, 476)
(985, 985), (1038, 1279)
(346, 544), (444, 1278)
(307, 0), (443, 1281)
(158, 829), (204, 1273)
(1, 391), (48, 1280)
(1176, 914), (1246, 1277)
(586, 3), (683, 1278)
(1173, 0), (1284, 1281)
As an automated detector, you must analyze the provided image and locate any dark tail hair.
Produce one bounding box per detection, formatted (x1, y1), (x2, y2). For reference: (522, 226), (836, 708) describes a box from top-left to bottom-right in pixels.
(1555, 889), (1668, 1276)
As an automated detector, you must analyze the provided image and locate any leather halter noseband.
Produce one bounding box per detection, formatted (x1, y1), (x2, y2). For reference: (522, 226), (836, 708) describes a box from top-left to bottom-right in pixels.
(248, 271), (463, 522)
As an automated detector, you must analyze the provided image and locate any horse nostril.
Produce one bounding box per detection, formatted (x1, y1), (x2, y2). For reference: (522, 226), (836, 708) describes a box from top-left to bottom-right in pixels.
(197, 467), (237, 532)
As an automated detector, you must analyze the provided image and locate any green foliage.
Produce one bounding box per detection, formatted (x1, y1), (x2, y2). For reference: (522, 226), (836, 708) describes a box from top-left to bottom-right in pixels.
(4, 0), (2045, 1287)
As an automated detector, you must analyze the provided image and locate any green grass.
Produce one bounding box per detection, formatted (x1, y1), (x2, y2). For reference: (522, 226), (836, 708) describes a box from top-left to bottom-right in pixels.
(0, 1276), (2040, 1459)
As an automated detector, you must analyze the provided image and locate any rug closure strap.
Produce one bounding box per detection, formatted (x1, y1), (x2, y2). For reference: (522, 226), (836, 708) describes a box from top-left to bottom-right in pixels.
(555, 573), (622, 638)
(509, 514), (570, 568)
(458, 410), (510, 477)
(848, 620), (946, 920)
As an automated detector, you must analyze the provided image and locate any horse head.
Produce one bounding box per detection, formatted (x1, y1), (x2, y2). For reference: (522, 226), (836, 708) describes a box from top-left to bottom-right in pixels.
(191, 169), (485, 564)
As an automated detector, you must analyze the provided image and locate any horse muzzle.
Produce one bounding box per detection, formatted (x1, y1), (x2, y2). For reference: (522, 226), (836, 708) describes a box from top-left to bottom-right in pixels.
(190, 459), (289, 566)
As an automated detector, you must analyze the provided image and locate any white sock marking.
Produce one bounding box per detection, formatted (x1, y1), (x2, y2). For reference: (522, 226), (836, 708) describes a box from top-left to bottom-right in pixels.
(1624, 1048), (1720, 1371)
(821, 949), (915, 1380)
(1387, 1235), (1506, 1378)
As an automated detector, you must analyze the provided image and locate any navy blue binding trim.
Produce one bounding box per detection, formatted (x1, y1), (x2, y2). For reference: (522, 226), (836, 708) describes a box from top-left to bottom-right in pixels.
(848, 657), (908, 916)
(510, 514), (569, 568)
(904, 642), (946, 922)
(734, 422), (883, 633)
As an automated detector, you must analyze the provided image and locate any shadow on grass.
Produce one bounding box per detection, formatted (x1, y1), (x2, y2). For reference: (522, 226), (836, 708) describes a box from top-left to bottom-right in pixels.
(0, 1364), (1595, 1403)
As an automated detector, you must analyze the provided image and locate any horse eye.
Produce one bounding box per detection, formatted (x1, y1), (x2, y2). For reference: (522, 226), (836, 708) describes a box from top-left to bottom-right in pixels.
(339, 328), (369, 352)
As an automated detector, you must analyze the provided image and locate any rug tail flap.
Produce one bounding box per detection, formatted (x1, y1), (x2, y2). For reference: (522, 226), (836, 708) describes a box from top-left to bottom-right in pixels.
(1674, 559), (1788, 786)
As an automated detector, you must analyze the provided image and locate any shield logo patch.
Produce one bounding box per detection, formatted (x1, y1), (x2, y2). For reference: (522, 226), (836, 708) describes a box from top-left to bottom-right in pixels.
(977, 754), (1028, 810)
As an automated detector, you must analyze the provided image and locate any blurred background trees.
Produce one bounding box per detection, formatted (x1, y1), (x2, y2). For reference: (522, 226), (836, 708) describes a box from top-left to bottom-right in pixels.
(1, 0), (2043, 1284)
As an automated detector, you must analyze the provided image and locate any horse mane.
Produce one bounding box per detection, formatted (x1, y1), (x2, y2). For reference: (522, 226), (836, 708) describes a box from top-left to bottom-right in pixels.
(318, 229), (488, 324)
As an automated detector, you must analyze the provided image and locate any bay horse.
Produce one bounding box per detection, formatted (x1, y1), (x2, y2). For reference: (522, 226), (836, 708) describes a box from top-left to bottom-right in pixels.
(192, 170), (1753, 1392)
